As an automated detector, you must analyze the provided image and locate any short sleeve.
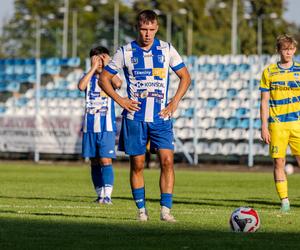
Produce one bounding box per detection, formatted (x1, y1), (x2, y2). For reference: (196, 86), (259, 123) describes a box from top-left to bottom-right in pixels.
(104, 47), (124, 75)
(169, 44), (185, 72)
(259, 68), (270, 92)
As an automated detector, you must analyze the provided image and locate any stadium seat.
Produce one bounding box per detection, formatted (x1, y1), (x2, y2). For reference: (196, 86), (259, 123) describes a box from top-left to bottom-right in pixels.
(222, 142), (236, 155)
(209, 142), (222, 155)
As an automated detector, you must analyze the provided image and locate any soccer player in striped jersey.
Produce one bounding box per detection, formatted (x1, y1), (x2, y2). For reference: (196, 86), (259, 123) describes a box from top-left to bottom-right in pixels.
(100, 10), (191, 222)
(78, 46), (122, 205)
(260, 34), (300, 212)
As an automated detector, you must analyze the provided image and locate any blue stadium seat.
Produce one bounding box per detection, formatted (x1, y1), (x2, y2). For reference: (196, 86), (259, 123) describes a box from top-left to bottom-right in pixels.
(206, 98), (219, 108)
(224, 117), (239, 129)
(5, 65), (14, 75)
(56, 89), (68, 98)
(224, 63), (236, 74)
(45, 57), (60, 66)
(67, 58), (80, 67)
(24, 65), (36, 74)
(24, 58), (36, 65)
(0, 82), (7, 92)
(0, 105), (6, 113)
(238, 118), (250, 129)
(14, 65), (24, 75)
(253, 119), (261, 129)
(215, 117), (226, 129)
(226, 88), (237, 98)
(68, 89), (81, 98)
(199, 63), (212, 73)
(6, 82), (20, 92)
(45, 89), (57, 98)
(218, 72), (229, 81)
(15, 97), (28, 107)
(235, 107), (249, 118)
(237, 63), (250, 72)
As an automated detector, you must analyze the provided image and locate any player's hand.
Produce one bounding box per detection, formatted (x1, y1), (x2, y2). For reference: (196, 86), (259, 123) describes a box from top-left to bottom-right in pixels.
(100, 53), (110, 66)
(91, 56), (101, 70)
(261, 127), (271, 144)
(159, 98), (179, 118)
(120, 97), (141, 112)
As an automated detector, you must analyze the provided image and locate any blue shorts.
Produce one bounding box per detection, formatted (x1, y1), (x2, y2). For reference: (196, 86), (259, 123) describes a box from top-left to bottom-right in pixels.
(82, 132), (116, 158)
(118, 117), (174, 155)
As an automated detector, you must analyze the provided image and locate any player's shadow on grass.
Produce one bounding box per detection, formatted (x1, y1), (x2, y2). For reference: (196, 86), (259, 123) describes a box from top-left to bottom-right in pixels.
(111, 196), (300, 208)
(2, 195), (300, 209)
(0, 195), (90, 203)
(0, 209), (134, 221)
(1, 217), (300, 250)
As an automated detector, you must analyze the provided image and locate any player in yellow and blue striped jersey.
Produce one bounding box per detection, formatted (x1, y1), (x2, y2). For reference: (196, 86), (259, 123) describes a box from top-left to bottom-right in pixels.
(260, 34), (299, 212)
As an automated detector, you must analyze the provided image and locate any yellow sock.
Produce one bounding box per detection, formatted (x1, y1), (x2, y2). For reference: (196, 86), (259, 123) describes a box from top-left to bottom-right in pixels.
(275, 181), (288, 200)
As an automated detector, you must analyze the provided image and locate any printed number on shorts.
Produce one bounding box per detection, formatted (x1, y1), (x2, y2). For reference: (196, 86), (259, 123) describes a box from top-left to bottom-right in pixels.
(271, 145), (278, 153)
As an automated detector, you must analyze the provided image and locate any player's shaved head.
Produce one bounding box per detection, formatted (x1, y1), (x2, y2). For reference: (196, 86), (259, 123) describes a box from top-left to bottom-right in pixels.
(89, 46), (110, 58)
(276, 34), (298, 51)
(136, 10), (158, 27)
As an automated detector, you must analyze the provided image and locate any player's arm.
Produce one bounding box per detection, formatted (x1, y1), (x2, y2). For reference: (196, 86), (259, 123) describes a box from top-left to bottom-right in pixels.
(159, 66), (191, 118)
(78, 56), (101, 91)
(111, 74), (122, 89)
(99, 53), (123, 90)
(260, 91), (271, 144)
(100, 70), (140, 112)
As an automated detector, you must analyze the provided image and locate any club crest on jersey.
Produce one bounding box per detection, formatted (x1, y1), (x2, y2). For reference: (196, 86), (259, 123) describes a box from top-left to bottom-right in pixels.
(158, 55), (165, 63)
(131, 57), (138, 64)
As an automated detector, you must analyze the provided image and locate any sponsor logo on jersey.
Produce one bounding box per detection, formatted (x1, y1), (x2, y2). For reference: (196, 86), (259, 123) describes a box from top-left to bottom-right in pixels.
(131, 57), (138, 64)
(152, 68), (166, 78)
(133, 81), (164, 88)
(133, 69), (152, 77)
(133, 68), (166, 78)
(156, 45), (168, 50)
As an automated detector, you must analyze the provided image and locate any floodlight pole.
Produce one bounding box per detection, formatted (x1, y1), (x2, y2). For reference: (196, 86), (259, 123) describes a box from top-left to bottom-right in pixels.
(72, 10), (78, 58)
(166, 12), (172, 43)
(113, 0), (119, 52)
(231, 0), (238, 55)
(62, 0), (69, 58)
(34, 16), (41, 162)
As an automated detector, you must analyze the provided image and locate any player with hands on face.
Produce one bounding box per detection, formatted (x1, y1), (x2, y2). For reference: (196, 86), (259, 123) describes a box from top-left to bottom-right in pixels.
(78, 46), (122, 205)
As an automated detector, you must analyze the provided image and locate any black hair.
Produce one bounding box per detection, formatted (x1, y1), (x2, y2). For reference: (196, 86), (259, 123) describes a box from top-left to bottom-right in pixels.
(89, 46), (110, 58)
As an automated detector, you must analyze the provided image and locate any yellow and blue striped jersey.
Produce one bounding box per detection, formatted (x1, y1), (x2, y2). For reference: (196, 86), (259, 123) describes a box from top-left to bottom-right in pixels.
(259, 62), (300, 126)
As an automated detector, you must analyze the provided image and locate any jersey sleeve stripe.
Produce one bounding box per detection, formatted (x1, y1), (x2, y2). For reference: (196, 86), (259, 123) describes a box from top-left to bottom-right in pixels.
(104, 65), (118, 75)
(171, 62), (185, 72)
(259, 87), (269, 92)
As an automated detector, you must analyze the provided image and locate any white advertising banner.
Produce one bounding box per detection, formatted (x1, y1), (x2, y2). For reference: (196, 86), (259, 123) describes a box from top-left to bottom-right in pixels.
(0, 115), (83, 154)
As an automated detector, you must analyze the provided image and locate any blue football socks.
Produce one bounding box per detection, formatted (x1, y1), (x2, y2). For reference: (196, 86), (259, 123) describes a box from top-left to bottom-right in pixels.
(160, 193), (173, 209)
(132, 187), (146, 209)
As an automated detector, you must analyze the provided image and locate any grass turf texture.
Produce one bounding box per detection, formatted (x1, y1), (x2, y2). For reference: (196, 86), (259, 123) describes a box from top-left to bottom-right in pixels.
(0, 162), (300, 250)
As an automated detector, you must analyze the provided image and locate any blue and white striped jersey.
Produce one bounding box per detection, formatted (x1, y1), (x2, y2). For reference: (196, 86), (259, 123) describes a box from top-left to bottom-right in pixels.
(104, 38), (185, 122)
(82, 74), (116, 132)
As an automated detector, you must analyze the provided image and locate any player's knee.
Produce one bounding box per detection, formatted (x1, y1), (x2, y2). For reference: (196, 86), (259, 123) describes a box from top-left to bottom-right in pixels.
(160, 156), (173, 170)
(100, 158), (112, 166)
(274, 158), (285, 168)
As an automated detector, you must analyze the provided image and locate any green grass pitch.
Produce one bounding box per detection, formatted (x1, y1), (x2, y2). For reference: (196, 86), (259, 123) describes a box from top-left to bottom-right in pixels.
(0, 161), (300, 249)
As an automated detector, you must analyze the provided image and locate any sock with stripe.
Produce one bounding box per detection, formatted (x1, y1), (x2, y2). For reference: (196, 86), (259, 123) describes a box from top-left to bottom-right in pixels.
(132, 187), (146, 209)
(101, 164), (114, 199)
